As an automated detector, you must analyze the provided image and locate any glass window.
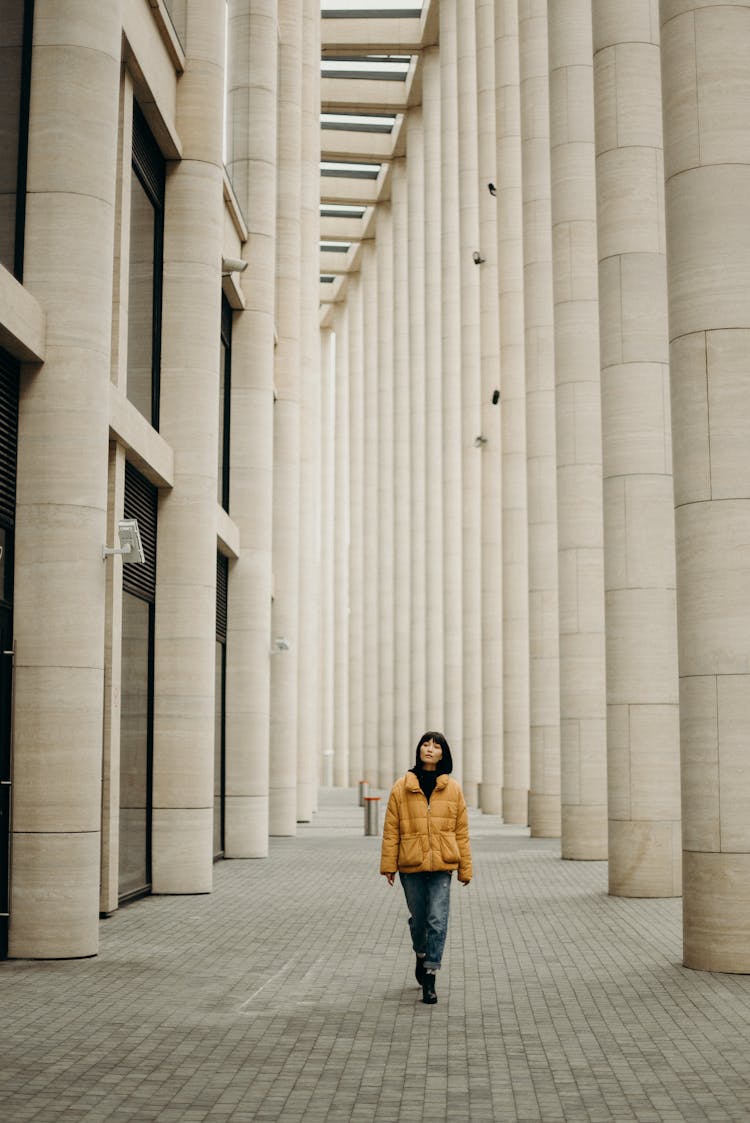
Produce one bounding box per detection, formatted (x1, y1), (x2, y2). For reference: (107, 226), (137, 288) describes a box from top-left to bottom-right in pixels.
(214, 640), (225, 858)
(0, 0), (33, 278)
(127, 105), (164, 428)
(218, 298), (232, 510)
(119, 593), (153, 900)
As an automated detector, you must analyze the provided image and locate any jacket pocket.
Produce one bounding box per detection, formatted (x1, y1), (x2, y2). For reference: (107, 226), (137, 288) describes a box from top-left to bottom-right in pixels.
(398, 834), (424, 870)
(439, 830), (461, 865)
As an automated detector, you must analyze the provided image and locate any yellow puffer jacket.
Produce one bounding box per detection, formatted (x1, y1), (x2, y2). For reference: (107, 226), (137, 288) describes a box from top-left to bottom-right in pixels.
(380, 772), (473, 882)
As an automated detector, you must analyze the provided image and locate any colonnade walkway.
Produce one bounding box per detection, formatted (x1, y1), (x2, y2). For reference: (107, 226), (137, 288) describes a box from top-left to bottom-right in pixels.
(4, 789), (750, 1123)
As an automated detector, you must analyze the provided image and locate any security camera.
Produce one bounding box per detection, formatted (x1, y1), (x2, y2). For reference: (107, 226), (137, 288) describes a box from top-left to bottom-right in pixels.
(221, 255), (248, 275)
(271, 636), (290, 653)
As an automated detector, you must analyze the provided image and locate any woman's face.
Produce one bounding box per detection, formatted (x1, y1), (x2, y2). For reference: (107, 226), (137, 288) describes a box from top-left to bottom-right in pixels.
(419, 739), (443, 770)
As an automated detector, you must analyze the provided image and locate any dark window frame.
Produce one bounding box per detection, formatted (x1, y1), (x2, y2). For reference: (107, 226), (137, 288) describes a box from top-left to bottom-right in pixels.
(130, 103), (165, 431)
(219, 297), (232, 512)
(13, 0), (35, 281)
(214, 553), (228, 859)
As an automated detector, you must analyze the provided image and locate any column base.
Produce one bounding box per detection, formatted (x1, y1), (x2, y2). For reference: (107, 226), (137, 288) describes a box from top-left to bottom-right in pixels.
(608, 819), (682, 898)
(561, 804), (607, 860)
(9, 831), (100, 959)
(152, 808), (213, 893)
(224, 795), (269, 858)
(529, 793), (561, 838)
(479, 782), (503, 815)
(683, 851), (750, 973)
(502, 787), (529, 825)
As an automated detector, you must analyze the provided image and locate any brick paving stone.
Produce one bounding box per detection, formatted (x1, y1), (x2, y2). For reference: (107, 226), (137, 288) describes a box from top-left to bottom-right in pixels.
(3, 788), (750, 1120)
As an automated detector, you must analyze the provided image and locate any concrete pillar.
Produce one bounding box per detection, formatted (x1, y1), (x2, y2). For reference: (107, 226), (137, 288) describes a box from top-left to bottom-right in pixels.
(347, 273), (365, 787)
(296, 0), (321, 821)
(319, 324), (335, 788)
(660, 0), (750, 967)
(377, 204), (395, 789)
(476, 0), (503, 817)
(270, 0), (303, 835)
(406, 109), (427, 740)
(224, 0), (277, 858)
(333, 306), (350, 788)
(392, 159), (412, 775)
(11, 0), (122, 955)
(362, 241), (380, 785)
(440, 0), (464, 776)
(458, 0), (483, 806)
(423, 47), (444, 729)
(550, 0), (607, 859)
(518, 0), (560, 837)
(496, 0), (529, 823)
(152, 0), (225, 892)
(594, 1), (680, 894)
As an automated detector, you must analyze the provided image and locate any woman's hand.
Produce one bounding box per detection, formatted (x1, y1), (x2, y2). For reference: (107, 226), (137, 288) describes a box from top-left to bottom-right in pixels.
(383, 872), (395, 886)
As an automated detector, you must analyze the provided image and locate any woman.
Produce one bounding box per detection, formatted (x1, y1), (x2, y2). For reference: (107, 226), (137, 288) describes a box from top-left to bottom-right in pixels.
(380, 731), (472, 1004)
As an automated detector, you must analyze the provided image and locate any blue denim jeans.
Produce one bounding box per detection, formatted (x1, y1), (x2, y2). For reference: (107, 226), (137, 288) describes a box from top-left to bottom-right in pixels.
(399, 871), (452, 971)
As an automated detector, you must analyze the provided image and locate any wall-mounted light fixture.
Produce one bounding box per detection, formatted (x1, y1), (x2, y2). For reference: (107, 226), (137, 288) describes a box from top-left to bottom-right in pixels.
(474, 435), (488, 447)
(221, 255), (248, 276)
(102, 519), (145, 564)
(492, 388), (500, 405)
(472, 251), (485, 265)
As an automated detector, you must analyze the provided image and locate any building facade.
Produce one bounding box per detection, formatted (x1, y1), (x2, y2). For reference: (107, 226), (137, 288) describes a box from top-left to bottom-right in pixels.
(0, 0), (749, 974)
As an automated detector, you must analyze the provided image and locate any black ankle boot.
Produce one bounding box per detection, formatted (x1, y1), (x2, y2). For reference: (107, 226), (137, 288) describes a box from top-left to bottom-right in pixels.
(421, 971), (437, 1004)
(415, 956), (426, 985)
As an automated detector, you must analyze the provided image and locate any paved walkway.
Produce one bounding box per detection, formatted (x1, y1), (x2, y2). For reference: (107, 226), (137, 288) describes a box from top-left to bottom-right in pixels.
(3, 789), (750, 1123)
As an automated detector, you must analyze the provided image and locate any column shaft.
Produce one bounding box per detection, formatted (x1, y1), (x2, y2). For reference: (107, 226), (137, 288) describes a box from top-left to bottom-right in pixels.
(458, 0), (483, 805)
(518, 0), (561, 837)
(496, 0), (529, 824)
(660, 0), (750, 966)
(594, 0), (681, 894)
(347, 274), (365, 787)
(476, 0), (503, 815)
(550, 0), (608, 859)
(225, 0), (277, 857)
(11, 0), (122, 954)
(406, 109), (427, 741)
(377, 205), (395, 788)
(333, 306), (351, 787)
(270, 0), (303, 834)
(152, 0), (225, 892)
(362, 242), (380, 785)
(392, 159), (412, 775)
(296, 0), (321, 821)
(423, 47), (444, 728)
(319, 325), (335, 788)
(440, 0), (464, 774)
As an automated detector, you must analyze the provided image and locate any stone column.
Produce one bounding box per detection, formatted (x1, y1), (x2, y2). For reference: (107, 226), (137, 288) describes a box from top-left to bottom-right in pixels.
(594, 1), (680, 894)
(392, 159), (412, 772)
(518, 0), (560, 837)
(333, 305), (350, 787)
(423, 46), (444, 730)
(440, 0), (464, 776)
(476, 0), (503, 815)
(362, 241), (380, 785)
(660, 0), (750, 966)
(407, 108), (427, 740)
(225, 0), (277, 858)
(550, 0), (607, 859)
(496, 0), (529, 823)
(347, 272), (365, 787)
(270, 0), (303, 834)
(319, 325), (334, 788)
(458, 0), (483, 805)
(11, 0), (122, 956)
(296, 0), (321, 820)
(151, 0), (225, 893)
(377, 204), (395, 789)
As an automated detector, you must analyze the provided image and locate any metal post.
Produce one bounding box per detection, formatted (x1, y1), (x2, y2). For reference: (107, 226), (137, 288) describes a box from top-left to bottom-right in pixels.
(358, 779), (369, 806)
(364, 796), (380, 836)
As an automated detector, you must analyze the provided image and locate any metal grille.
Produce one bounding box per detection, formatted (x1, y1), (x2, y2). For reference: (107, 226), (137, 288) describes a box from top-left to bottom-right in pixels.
(132, 102), (165, 206)
(0, 352), (19, 528)
(216, 554), (228, 642)
(123, 462), (157, 602)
